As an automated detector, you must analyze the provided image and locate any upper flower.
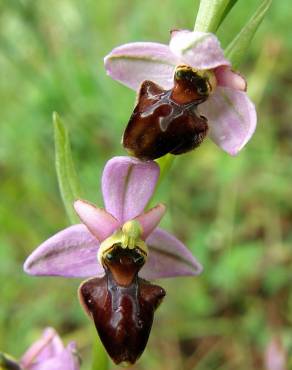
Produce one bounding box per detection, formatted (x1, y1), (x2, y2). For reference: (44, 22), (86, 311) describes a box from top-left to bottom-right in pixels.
(24, 156), (202, 280)
(104, 30), (257, 155)
(0, 328), (79, 370)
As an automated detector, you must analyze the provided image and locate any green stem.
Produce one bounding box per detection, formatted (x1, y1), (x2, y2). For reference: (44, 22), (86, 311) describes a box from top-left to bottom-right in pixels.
(145, 154), (175, 208)
(194, 0), (236, 33)
(156, 154), (175, 185)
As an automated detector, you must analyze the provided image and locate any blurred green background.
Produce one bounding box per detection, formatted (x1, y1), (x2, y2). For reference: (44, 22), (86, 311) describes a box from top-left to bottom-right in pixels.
(0, 0), (291, 369)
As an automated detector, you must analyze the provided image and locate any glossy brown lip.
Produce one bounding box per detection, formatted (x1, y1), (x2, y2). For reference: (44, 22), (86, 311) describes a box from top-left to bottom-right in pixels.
(122, 79), (208, 161)
(78, 247), (166, 365)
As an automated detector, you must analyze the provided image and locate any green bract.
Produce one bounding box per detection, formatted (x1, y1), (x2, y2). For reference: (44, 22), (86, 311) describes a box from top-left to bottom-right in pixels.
(53, 112), (81, 224)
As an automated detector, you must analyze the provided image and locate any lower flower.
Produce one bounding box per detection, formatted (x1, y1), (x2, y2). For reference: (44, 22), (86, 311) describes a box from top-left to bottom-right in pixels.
(24, 156), (202, 364)
(0, 328), (79, 370)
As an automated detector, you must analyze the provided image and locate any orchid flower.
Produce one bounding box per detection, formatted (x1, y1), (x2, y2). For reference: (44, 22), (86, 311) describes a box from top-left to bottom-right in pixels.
(104, 30), (257, 156)
(24, 156), (202, 280)
(264, 337), (287, 370)
(23, 156), (202, 365)
(0, 328), (79, 370)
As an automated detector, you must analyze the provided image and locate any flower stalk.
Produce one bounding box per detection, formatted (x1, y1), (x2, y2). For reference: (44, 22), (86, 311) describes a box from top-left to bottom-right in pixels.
(194, 0), (238, 33)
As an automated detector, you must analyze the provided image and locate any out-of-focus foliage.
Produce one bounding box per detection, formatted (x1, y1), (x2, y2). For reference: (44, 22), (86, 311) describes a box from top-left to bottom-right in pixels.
(0, 0), (291, 369)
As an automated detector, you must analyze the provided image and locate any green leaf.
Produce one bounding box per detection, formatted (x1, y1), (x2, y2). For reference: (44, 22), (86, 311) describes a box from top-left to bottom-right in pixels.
(53, 112), (81, 224)
(219, 0), (238, 26)
(0, 353), (21, 370)
(194, 0), (239, 33)
(225, 0), (272, 68)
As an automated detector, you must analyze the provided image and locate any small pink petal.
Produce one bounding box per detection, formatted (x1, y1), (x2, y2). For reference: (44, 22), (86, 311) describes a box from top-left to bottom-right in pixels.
(74, 199), (120, 241)
(21, 328), (64, 368)
(135, 203), (166, 239)
(199, 86), (257, 155)
(169, 30), (230, 70)
(215, 66), (247, 91)
(104, 42), (178, 90)
(23, 225), (104, 278)
(30, 342), (80, 370)
(141, 228), (203, 280)
(102, 156), (160, 223)
(265, 338), (287, 370)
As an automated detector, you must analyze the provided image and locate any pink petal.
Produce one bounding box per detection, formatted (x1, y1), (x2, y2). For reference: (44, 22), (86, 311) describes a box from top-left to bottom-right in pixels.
(104, 42), (178, 90)
(265, 338), (287, 370)
(215, 66), (247, 91)
(169, 30), (230, 70)
(102, 156), (160, 223)
(74, 200), (120, 241)
(23, 225), (104, 278)
(140, 228), (203, 280)
(30, 342), (79, 370)
(199, 86), (257, 155)
(135, 203), (166, 239)
(21, 328), (64, 368)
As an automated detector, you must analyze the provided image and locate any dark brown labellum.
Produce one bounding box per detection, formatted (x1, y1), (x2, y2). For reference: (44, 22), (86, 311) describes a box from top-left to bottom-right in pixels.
(79, 247), (165, 366)
(122, 66), (210, 160)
